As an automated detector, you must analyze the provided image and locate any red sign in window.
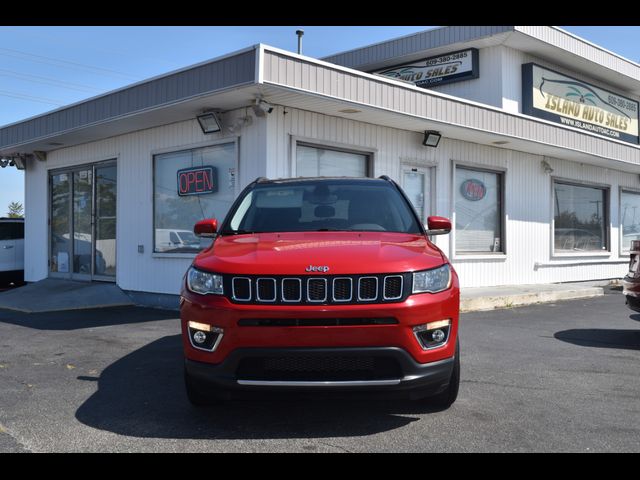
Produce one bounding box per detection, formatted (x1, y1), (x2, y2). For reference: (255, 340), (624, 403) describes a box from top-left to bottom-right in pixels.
(177, 166), (218, 196)
(460, 178), (486, 202)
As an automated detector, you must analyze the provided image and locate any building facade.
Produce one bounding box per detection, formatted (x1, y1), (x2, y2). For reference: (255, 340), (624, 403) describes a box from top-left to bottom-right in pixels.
(1, 26), (639, 302)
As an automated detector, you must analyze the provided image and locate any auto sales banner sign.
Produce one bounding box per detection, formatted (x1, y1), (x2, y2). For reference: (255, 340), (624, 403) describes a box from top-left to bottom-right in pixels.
(522, 63), (639, 144)
(372, 48), (479, 88)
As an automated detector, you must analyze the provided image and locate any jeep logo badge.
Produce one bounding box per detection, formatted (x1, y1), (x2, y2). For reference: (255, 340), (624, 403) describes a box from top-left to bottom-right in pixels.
(306, 265), (330, 273)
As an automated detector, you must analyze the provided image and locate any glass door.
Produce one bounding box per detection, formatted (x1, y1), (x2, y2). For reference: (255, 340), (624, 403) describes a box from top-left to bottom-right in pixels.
(94, 163), (117, 279)
(402, 167), (431, 223)
(49, 161), (116, 282)
(72, 168), (93, 280)
(50, 172), (72, 277)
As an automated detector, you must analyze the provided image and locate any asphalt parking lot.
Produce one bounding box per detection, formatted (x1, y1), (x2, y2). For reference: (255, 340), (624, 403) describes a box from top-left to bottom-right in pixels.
(0, 288), (638, 453)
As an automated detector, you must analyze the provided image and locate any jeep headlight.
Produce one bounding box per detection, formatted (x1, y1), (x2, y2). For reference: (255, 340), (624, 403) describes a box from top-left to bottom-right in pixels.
(186, 267), (224, 295)
(412, 264), (451, 294)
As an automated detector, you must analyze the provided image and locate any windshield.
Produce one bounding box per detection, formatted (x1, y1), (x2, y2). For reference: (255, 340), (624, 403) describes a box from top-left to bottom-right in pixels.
(221, 179), (422, 235)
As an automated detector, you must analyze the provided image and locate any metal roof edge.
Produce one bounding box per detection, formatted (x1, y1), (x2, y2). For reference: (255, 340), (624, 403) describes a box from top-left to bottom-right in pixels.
(0, 44), (260, 131)
(542, 26), (640, 70)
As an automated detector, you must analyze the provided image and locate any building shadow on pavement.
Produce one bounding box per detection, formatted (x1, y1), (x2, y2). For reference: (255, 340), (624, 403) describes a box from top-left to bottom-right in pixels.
(554, 328), (640, 351)
(0, 306), (178, 331)
(75, 334), (444, 440)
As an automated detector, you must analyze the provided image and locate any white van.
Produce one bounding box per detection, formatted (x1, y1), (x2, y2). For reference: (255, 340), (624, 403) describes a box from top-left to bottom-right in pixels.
(155, 228), (203, 253)
(0, 218), (24, 286)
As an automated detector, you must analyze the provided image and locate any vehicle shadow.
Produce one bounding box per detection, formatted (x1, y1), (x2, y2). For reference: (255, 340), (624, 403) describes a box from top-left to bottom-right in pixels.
(75, 334), (441, 440)
(554, 329), (640, 351)
(0, 306), (178, 331)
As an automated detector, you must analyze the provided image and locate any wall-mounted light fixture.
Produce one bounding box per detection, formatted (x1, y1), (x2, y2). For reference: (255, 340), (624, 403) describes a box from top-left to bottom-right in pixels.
(422, 130), (442, 148)
(196, 111), (222, 134)
(541, 159), (554, 174)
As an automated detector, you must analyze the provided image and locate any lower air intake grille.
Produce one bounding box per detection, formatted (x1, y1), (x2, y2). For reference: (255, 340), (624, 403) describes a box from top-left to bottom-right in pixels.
(236, 355), (402, 382)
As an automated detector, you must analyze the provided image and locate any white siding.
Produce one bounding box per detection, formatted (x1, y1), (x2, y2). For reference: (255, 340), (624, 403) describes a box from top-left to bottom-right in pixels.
(430, 46), (504, 109)
(24, 157), (48, 282)
(26, 111), (267, 294)
(262, 48), (640, 170)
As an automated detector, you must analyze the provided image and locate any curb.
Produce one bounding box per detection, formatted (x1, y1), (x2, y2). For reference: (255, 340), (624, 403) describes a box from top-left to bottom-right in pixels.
(0, 302), (135, 314)
(460, 287), (605, 313)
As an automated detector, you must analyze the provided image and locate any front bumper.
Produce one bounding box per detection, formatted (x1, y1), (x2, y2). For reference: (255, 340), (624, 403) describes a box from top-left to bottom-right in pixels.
(185, 347), (455, 400)
(180, 285), (460, 366)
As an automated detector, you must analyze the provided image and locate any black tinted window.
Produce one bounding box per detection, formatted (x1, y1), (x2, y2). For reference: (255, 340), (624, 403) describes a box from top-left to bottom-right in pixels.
(0, 222), (23, 240)
(223, 180), (422, 234)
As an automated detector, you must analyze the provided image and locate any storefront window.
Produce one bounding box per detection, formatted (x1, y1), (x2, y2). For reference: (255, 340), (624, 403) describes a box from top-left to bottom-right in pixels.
(620, 190), (640, 252)
(455, 166), (503, 254)
(296, 144), (369, 177)
(154, 143), (236, 253)
(553, 182), (608, 253)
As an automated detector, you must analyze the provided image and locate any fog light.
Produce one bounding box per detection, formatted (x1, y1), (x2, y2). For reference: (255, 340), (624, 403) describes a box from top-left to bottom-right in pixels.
(413, 319), (451, 350)
(193, 331), (207, 344)
(187, 321), (224, 352)
(431, 329), (446, 343)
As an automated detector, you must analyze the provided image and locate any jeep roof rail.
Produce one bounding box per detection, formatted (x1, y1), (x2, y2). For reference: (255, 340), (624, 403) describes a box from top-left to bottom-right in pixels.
(255, 177), (270, 183)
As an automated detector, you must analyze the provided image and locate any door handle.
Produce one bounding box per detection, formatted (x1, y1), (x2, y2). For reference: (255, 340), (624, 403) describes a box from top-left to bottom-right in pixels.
(3, 245), (14, 249)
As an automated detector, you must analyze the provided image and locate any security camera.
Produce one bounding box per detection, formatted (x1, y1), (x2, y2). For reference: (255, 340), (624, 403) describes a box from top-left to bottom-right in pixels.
(252, 99), (274, 117)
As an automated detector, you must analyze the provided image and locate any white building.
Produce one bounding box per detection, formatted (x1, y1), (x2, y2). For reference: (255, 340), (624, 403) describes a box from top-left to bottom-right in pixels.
(1, 26), (639, 305)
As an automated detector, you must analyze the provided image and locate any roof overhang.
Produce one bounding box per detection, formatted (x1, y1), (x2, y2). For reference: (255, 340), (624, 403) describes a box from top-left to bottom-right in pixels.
(0, 46), (259, 157)
(2, 42), (640, 174)
(260, 45), (640, 173)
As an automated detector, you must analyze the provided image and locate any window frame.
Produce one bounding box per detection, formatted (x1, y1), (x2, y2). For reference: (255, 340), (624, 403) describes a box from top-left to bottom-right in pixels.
(551, 177), (611, 258)
(451, 161), (507, 259)
(151, 139), (238, 257)
(619, 186), (640, 256)
(290, 137), (375, 178)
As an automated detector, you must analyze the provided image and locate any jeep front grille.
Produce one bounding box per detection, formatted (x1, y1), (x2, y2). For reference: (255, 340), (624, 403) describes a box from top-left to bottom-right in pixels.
(227, 274), (410, 305)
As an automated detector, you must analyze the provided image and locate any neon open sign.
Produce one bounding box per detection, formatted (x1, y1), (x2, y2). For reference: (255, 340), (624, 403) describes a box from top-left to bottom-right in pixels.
(177, 166), (218, 196)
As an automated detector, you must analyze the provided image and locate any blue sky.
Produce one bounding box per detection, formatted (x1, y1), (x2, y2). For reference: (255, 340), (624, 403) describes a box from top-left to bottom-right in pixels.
(1, 25), (639, 216)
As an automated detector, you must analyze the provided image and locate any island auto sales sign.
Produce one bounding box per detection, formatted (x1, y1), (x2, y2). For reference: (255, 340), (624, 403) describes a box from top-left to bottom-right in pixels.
(522, 63), (639, 144)
(372, 48), (479, 88)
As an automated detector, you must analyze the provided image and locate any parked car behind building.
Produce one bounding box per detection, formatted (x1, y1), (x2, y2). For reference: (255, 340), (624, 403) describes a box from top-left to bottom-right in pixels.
(0, 217), (24, 286)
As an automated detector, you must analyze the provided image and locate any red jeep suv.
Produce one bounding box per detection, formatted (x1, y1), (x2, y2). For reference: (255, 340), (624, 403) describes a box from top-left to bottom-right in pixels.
(180, 176), (460, 407)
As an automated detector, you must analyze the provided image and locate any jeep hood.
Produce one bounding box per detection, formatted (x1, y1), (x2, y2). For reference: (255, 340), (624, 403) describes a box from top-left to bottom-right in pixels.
(193, 232), (446, 275)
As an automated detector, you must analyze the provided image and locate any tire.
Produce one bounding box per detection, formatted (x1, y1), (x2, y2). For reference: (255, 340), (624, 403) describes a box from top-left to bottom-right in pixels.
(184, 367), (219, 406)
(426, 340), (460, 409)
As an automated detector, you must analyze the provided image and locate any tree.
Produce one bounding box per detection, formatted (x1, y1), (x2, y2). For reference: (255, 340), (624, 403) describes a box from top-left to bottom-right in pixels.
(7, 201), (23, 218)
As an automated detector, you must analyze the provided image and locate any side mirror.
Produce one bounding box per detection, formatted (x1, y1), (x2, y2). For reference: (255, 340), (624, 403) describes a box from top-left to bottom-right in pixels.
(426, 216), (451, 235)
(194, 218), (218, 238)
